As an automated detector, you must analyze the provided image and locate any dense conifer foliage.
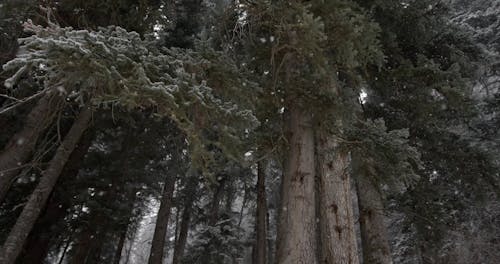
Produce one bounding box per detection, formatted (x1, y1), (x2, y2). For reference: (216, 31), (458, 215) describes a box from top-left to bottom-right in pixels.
(0, 0), (498, 263)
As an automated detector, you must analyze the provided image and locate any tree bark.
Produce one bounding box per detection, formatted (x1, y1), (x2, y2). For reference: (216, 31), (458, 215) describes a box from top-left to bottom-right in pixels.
(254, 161), (267, 264)
(148, 173), (177, 264)
(0, 93), (63, 204)
(276, 106), (317, 264)
(18, 192), (67, 264)
(172, 172), (197, 264)
(317, 130), (359, 264)
(354, 157), (392, 264)
(0, 106), (92, 264)
(19, 126), (94, 263)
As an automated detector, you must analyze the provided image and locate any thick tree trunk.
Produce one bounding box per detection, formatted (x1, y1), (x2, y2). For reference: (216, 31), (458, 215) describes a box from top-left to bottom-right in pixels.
(354, 157), (392, 264)
(172, 173), (197, 264)
(0, 107), (92, 264)
(0, 93), (63, 203)
(148, 174), (177, 264)
(254, 161), (267, 264)
(317, 130), (359, 264)
(276, 107), (317, 264)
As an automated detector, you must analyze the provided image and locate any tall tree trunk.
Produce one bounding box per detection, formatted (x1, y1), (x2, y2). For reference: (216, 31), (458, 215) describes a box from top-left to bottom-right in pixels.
(18, 193), (66, 264)
(254, 161), (267, 264)
(148, 173), (177, 264)
(208, 177), (225, 226)
(114, 227), (128, 264)
(57, 236), (72, 264)
(0, 93), (63, 203)
(0, 107), (92, 264)
(19, 127), (94, 263)
(317, 130), (359, 264)
(276, 107), (317, 264)
(71, 223), (94, 264)
(353, 156), (392, 264)
(172, 172), (197, 264)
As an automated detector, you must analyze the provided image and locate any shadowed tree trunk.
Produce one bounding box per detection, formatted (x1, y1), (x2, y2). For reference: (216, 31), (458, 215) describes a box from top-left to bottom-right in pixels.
(148, 173), (177, 264)
(19, 127), (94, 263)
(354, 156), (392, 264)
(209, 177), (226, 226)
(114, 227), (128, 264)
(71, 221), (94, 264)
(0, 93), (64, 204)
(172, 171), (197, 264)
(0, 106), (92, 264)
(276, 106), (317, 264)
(254, 161), (267, 264)
(317, 129), (359, 264)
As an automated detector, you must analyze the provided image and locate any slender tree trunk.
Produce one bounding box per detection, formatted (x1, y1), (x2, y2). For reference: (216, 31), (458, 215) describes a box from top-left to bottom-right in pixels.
(114, 228), (128, 264)
(20, 126), (94, 263)
(172, 172), (197, 264)
(276, 106), (317, 264)
(171, 204), (191, 264)
(71, 225), (94, 264)
(316, 130), (359, 264)
(0, 93), (63, 203)
(57, 236), (72, 264)
(18, 193), (66, 263)
(254, 161), (267, 264)
(148, 173), (177, 264)
(353, 156), (392, 264)
(0, 107), (92, 264)
(208, 177), (225, 226)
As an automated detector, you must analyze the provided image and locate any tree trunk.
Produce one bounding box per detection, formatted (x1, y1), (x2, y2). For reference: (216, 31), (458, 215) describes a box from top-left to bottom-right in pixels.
(317, 130), (359, 264)
(354, 157), (392, 264)
(254, 161), (267, 264)
(276, 107), (317, 264)
(57, 236), (72, 264)
(0, 93), (63, 203)
(172, 173), (197, 264)
(18, 193), (67, 264)
(208, 177), (225, 226)
(0, 107), (92, 264)
(148, 173), (177, 264)
(114, 228), (128, 264)
(19, 126), (94, 263)
(70, 224), (94, 264)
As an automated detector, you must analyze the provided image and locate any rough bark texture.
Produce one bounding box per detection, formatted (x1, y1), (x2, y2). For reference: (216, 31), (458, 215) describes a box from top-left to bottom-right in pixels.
(0, 107), (92, 264)
(254, 161), (268, 264)
(0, 93), (63, 203)
(172, 173), (197, 264)
(354, 157), (392, 264)
(276, 107), (317, 264)
(148, 173), (177, 264)
(317, 130), (359, 264)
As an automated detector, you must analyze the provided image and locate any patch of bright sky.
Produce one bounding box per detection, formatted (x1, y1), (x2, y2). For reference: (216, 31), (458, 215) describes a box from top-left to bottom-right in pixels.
(359, 89), (368, 104)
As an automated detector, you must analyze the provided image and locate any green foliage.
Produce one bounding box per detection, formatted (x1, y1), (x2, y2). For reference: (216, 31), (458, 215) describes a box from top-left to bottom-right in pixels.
(3, 22), (258, 172)
(182, 216), (246, 264)
(241, 0), (383, 108)
(348, 118), (422, 190)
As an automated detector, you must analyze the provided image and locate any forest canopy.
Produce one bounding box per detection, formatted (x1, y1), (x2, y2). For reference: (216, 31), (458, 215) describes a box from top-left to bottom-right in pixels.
(0, 0), (499, 264)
